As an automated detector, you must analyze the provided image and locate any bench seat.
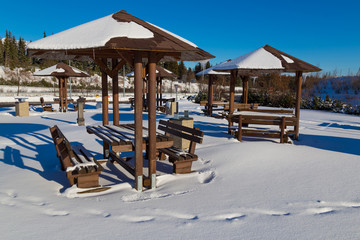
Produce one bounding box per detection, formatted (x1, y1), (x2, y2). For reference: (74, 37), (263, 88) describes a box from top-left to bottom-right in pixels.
(158, 120), (203, 174)
(50, 125), (104, 188)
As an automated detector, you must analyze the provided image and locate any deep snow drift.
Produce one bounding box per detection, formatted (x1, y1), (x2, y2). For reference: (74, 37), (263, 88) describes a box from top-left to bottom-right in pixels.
(0, 98), (359, 239)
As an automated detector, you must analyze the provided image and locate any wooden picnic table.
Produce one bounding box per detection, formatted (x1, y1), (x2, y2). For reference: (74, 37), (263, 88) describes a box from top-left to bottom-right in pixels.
(86, 124), (173, 185)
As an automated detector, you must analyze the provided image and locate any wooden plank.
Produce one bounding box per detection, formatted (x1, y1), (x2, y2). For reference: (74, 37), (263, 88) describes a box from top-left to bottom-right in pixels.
(109, 151), (135, 177)
(86, 126), (116, 146)
(158, 125), (202, 144)
(93, 126), (122, 144)
(159, 120), (204, 137)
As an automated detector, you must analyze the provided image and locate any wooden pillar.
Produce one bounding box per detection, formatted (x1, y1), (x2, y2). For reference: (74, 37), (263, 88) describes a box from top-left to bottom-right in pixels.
(64, 77), (68, 112)
(160, 79), (163, 105)
(156, 79), (160, 107)
(134, 51), (143, 191)
(242, 76), (249, 104)
(112, 58), (119, 126)
(229, 70), (236, 114)
(208, 74), (214, 116)
(101, 58), (109, 125)
(58, 78), (63, 112)
(148, 52), (157, 189)
(295, 71), (303, 140)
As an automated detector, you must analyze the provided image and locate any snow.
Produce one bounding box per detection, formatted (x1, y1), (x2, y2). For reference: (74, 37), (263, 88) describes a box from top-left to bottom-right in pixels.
(33, 64), (88, 77)
(147, 22), (198, 48)
(281, 54), (294, 63)
(1, 96), (360, 239)
(27, 14), (154, 50)
(33, 65), (65, 76)
(196, 60), (232, 76)
(214, 46), (284, 71)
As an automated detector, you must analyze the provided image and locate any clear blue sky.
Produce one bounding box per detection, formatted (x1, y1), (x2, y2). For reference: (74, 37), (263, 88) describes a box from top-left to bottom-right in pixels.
(2, 0), (360, 75)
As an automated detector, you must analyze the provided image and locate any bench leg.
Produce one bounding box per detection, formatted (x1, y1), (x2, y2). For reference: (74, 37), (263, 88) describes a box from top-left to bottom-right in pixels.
(103, 142), (109, 159)
(173, 161), (193, 174)
(77, 174), (100, 188)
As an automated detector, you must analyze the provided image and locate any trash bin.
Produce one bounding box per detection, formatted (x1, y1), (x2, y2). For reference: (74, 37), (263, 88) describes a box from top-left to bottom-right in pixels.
(165, 101), (178, 115)
(15, 98), (29, 117)
(169, 116), (194, 149)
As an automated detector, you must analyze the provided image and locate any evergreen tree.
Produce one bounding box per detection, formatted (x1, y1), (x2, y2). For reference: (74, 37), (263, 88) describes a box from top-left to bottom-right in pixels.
(3, 30), (11, 67)
(205, 61), (211, 69)
(164, 61), (179, 76)
(194, 62), (202, 74)
(0, 37), (4, 65)
(18, 37), (28, 66)
(9, 35), (19, 68)
(178, 61), (186, 80)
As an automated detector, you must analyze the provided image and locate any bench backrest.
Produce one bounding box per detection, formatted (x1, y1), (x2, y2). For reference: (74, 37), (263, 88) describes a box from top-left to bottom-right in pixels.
(158, 120), (204, 154)
(49, 125), (74, 170)
(228, 114), (297, 126)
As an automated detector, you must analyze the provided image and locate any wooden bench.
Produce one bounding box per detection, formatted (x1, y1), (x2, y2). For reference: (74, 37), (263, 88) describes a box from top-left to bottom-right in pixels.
(50, 125), (104, 188)
(157, 120), (204, 174)
(40, 97), (53, 112)
(227, 114), (296, 143)
(223, 103), (259, 111)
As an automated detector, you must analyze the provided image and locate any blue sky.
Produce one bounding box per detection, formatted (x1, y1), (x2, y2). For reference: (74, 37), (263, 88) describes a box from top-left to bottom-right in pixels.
(2, 0), (360, 75)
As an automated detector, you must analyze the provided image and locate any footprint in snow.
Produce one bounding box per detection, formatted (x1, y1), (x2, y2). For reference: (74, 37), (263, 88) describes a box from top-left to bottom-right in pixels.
(198, 171), (216, 184)
(115, 215), (155, 223)
(305, 207), (335, 215)
(318, 200), (360, 208)
(87, 209), (111, 218)
(206, 213), (246, 222)
(43, 209), (70, 217)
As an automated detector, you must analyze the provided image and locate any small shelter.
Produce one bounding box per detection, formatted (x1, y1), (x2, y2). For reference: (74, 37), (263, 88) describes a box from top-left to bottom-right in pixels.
(28, 10), (214, 191)
(196, 61), (230, 116)
(127, 66), (177, 109)
(213, 44), (321, 139)
(33, 62), (90, 112)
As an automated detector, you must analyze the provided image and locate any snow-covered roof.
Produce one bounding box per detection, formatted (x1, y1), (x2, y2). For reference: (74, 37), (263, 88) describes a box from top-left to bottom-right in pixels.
(33, 62), (89, 77)
(28, 15), (154, 50)
(27, 10), (214, 62)
(126, 66), (177, 78)
(196, 60), (232, 76)
(213, 45), (321, 73)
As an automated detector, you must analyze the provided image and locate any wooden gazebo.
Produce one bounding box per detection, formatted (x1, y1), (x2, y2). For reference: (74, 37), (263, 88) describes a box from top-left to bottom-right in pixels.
(196, 61), (230, 116)
(28, 10), (214, 191)
(33, 62), (90, 112)
(213, 44), (321, 140)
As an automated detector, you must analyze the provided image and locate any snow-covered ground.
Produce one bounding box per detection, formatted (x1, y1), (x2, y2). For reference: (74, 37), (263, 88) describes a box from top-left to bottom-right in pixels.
(0, 97), (359, 239)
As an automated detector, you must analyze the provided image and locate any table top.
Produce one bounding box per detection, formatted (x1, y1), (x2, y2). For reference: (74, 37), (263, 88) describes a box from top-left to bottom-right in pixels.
(87, 124), (173, 150)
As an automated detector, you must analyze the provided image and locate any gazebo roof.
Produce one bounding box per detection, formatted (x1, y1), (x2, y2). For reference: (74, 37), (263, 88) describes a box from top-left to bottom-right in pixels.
(126, 66), (177, 78)
(196, 60), (231, 76)
(27, 10), (214, 62)
(33, 62), (90, 77)
(213, 45), (321, 73)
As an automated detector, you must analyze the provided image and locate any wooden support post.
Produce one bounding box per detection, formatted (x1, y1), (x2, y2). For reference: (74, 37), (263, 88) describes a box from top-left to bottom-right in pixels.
(230, 70), (236, 114)
(280, 117), (286, 143)
(148, 52), (157, 189)
(243, 76), (249, 104)
(160, 79), (163, 106)
(229, 70), (236, 133)
(112, 58), (119, 126)
(238, 115), (242, 141)
(156, 78), (160, 107)
(101, 58), (109, 125)
(208, 74), (214, 116)
(58, 78), (63, 112)
(134, 51), (143, 191)
(64, 77), (68, 112)
(295, 71), (303, 140)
